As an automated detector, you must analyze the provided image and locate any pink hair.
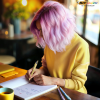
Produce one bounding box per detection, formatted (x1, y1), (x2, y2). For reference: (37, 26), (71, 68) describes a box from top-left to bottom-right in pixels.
(30, 1), (76, 53)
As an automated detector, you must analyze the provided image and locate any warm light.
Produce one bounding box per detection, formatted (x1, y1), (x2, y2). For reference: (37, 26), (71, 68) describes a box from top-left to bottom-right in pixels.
(22, 0), (27, 6)
(5, 31), (8, 35)
(69, 5), (74, 10)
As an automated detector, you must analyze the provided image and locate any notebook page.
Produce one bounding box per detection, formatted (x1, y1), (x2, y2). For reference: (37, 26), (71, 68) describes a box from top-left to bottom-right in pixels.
(14, 82), (57, 100)
(0, 75), (28, 89)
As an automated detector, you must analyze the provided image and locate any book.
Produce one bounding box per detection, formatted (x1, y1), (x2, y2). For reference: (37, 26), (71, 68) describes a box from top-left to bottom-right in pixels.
(0, 64), (14, 74)
(0, 75), (57, 100)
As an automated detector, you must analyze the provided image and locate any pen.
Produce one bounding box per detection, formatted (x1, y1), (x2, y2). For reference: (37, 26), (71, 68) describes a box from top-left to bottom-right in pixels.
(29, 60), (38, 81)
(60, 87), (71, 100)
(57, 88), (65, 100)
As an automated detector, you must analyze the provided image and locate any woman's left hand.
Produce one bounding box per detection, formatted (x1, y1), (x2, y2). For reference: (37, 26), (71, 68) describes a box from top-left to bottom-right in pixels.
(33, 74), (54, 85)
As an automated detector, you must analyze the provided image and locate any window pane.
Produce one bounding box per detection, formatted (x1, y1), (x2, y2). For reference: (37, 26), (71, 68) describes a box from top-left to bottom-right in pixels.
(65, 0), (85, 35)
(68, 0), (77, 15)
(85, 0), (100, 45)
(76, 3), (85, 35)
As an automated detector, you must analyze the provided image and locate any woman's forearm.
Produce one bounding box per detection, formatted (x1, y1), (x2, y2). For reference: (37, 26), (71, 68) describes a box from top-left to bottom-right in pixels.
(39, 68), (65, 86)
(52, 77), (65, 87)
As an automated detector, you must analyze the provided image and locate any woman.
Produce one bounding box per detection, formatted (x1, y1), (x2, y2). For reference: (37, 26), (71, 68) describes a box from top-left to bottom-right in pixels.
(25, 1), (90, 94)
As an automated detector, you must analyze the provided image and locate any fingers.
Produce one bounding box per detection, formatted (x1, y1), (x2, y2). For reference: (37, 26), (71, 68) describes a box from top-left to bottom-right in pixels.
(25, 68), (34, 80)
(25, 68), (45, 83)
(42, 56), (44, 59)
(31, 71), (38, 78)
(25, 73), (33, 81)
(42, 63), (47, 67)
(25, 68), (40, 80)
(25, 73), (29, 80)
(34, 74), (44, 85)
(41, 57), (47, 67)
(27, 68), (33, 77)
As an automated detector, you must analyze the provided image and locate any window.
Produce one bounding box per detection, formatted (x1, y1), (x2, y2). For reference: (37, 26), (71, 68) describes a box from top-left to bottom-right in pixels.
(64, 0), (100, 45)
(85, 0), (100, 45)
(76, 3), (85, 35)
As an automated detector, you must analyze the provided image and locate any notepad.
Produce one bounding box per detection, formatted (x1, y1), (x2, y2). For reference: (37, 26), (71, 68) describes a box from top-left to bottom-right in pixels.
(0, 64), (14, 74)
(1, 71), (18, 78)
(0, 76), (57, 100)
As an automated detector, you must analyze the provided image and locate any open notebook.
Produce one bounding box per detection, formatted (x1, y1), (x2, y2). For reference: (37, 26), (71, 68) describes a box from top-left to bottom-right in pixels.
(0, 76), (57, 100)
(0, 64), (14, 74)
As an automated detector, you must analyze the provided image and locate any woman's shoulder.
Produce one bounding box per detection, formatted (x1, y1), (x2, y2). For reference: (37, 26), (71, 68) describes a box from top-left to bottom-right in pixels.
(74, 33), (89, 47)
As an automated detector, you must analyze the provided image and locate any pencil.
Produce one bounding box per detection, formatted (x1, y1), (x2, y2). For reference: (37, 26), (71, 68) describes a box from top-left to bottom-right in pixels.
(60, 87), (71, 100)
(29, 60), (38, 81)
(57, 88), (65, 100)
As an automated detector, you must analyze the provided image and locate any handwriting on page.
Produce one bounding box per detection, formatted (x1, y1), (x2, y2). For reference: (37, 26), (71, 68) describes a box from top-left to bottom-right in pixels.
(1, 75), (57, 100)
(14, 83), (56, 99)
(15, 86), (42, 95)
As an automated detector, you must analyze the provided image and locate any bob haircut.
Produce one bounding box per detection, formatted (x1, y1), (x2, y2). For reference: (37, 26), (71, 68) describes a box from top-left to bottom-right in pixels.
(30, 1), (76, 53)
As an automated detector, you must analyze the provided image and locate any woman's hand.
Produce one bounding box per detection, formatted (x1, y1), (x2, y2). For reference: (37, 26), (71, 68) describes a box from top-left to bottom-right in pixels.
(25, 68), (65, 87)
(33, 74), (54, 85)
(33, 75), (65, 87)
(41, 56), (47, 67)
(25, 68), (44, 81)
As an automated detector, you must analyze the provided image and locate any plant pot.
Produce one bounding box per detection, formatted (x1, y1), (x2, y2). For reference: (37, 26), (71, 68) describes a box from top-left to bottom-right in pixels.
(10, 18), (21, 35)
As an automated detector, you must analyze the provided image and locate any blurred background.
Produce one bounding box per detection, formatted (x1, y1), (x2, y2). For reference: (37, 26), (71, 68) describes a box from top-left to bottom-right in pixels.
(0, 0), (100, 69)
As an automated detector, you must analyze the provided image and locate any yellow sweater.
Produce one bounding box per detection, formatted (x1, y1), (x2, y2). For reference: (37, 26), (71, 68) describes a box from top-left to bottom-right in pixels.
(44, 33), (90, 94)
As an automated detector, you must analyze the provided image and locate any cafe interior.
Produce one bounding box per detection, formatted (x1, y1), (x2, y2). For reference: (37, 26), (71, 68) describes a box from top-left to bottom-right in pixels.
(0, 0), (100, 98)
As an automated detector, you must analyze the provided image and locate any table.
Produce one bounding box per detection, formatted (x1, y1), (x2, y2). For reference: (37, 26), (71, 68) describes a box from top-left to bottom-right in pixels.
(0, 31), (33, 40)
(0, 65), (100, 100)
(0, 31), (33, 60)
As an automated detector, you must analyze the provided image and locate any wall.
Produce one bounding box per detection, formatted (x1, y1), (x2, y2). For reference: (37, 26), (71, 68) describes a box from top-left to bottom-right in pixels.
(81, 36), (99, 68)
(89, 43), (99, 68)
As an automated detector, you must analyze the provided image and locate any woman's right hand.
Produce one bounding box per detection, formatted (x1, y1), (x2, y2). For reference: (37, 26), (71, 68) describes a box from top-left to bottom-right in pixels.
(25, 68), (44, 81)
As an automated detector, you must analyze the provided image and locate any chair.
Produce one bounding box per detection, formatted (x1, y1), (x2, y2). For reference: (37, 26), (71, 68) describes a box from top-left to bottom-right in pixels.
(0, 55), (16, 65)
(85, 65), (100, 98)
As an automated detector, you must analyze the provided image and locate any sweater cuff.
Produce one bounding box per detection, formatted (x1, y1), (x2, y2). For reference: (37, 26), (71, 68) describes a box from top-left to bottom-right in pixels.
(65, 79), (75, 89)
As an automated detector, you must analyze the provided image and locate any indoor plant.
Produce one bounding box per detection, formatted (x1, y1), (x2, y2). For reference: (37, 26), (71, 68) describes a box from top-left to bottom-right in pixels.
(4, 2), (30, 34)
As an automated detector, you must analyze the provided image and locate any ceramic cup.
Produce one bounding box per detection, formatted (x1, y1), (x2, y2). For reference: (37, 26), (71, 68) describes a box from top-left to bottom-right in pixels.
(0, 88), (14, 100)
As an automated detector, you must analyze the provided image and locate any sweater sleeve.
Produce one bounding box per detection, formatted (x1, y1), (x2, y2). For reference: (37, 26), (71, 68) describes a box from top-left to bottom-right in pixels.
(65, 42), (90, 90)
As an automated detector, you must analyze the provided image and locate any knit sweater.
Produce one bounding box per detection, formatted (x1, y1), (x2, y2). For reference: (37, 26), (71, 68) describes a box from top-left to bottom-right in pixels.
(44, 33), (90, 93)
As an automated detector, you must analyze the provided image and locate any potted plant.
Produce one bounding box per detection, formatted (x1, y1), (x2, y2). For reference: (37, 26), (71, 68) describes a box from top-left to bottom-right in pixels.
(4, 2), (30, 34)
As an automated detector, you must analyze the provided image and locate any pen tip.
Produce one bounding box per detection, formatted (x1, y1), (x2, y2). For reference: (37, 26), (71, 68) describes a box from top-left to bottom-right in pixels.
(36, 60), (38, 64)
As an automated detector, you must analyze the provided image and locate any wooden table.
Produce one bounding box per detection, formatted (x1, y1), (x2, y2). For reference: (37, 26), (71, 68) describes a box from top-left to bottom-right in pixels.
(0, 66), (100, 100)
(0, 31), (33, 40)
(0, 31), (33, 60)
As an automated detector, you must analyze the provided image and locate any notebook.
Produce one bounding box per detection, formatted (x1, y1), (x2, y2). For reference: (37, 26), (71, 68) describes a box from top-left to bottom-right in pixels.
(1, 71), (18, 78)
(0, 64), (14, 74)
(0, 75), (57, 100)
